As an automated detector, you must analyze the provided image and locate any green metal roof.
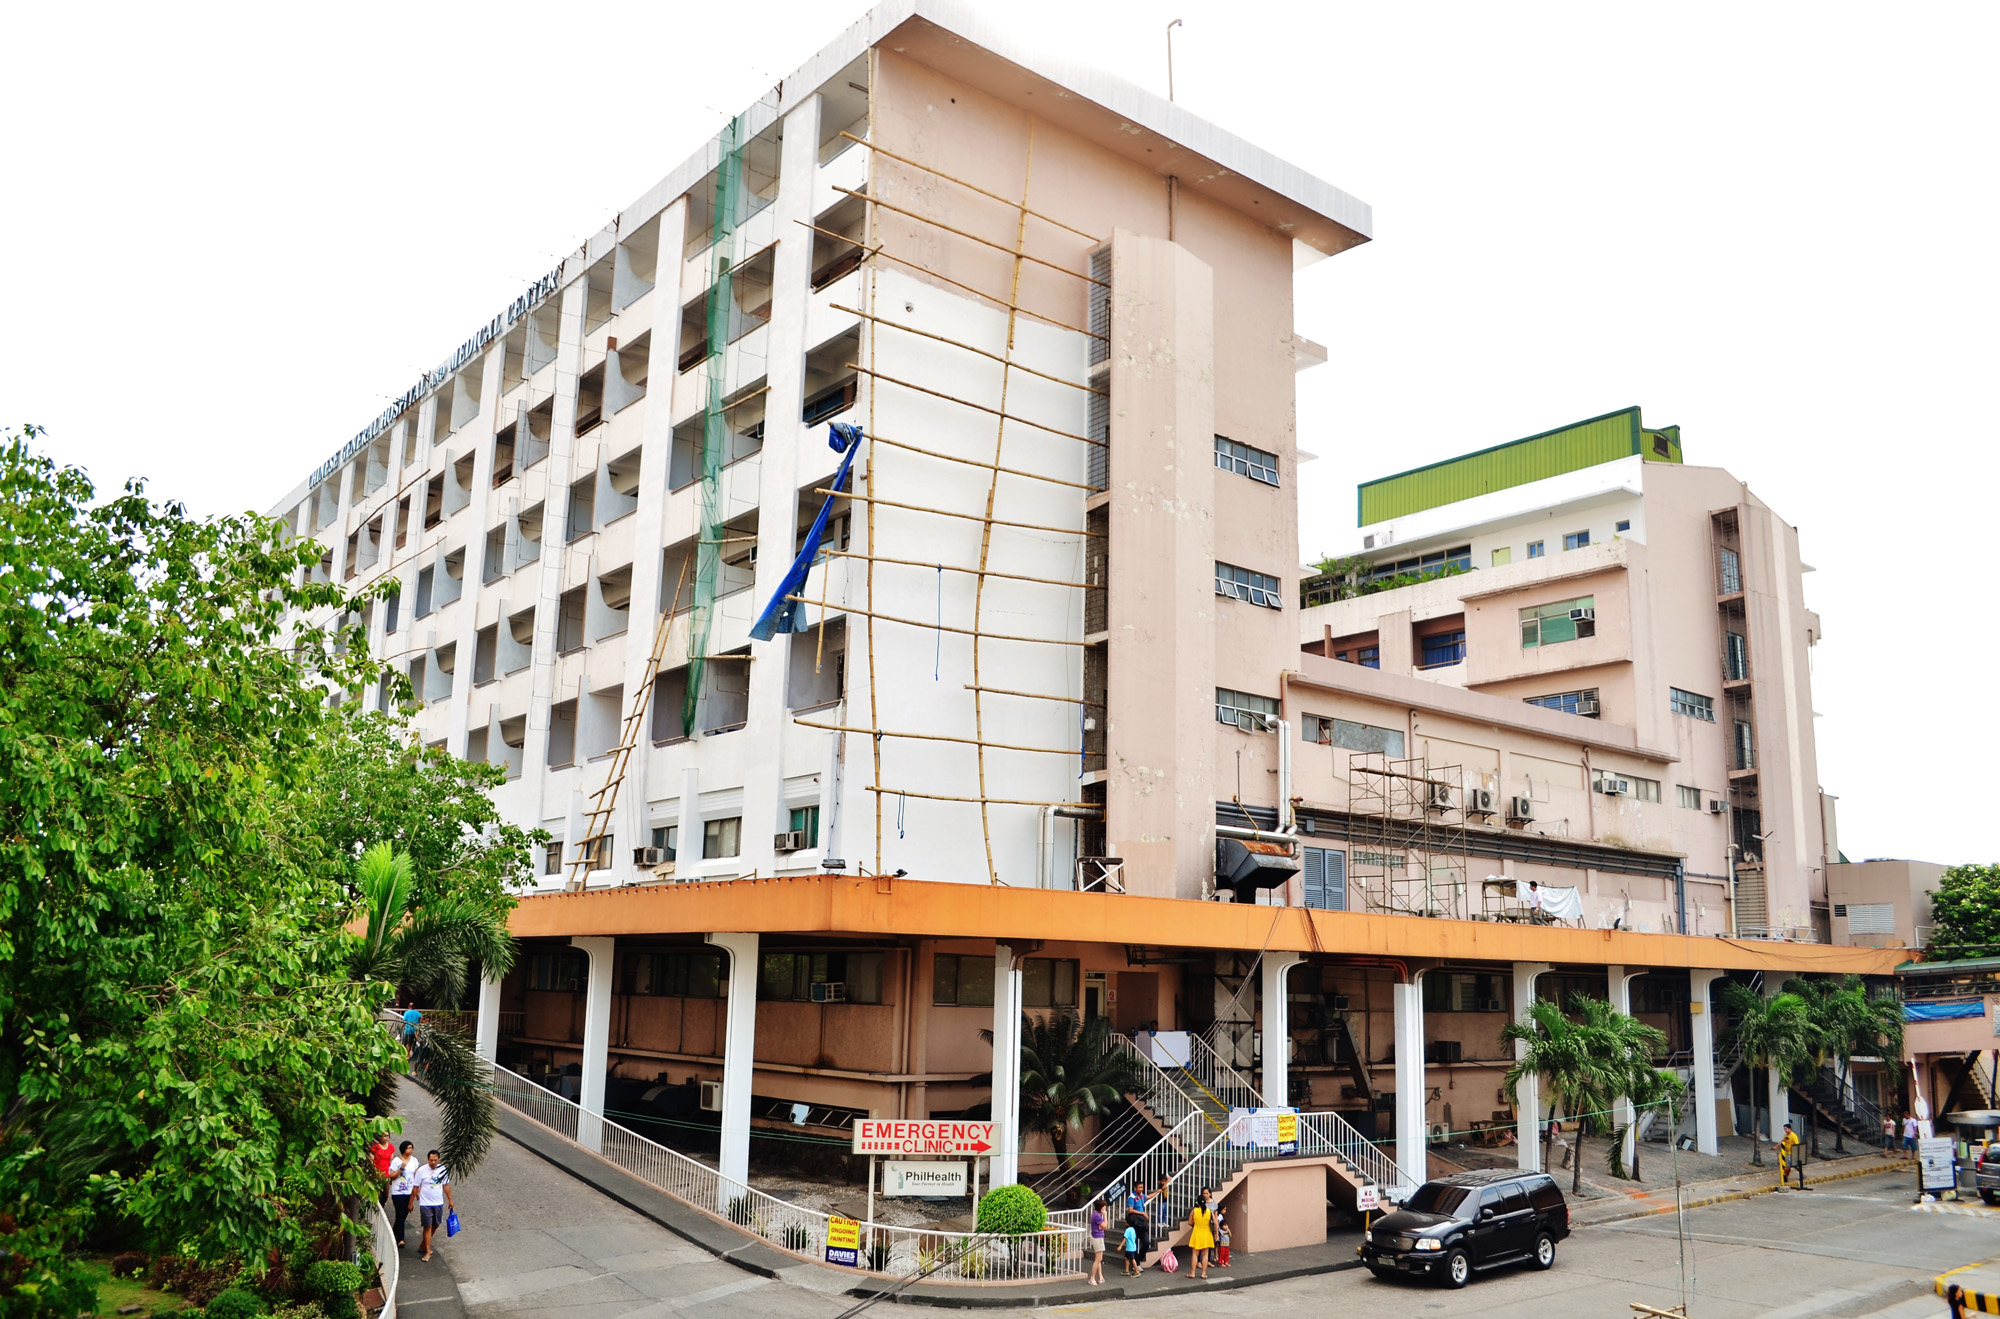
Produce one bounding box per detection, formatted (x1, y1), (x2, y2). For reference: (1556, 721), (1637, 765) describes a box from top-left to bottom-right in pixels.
(1898, 955), (2000, 976)
(1357, 406), (1683, 526)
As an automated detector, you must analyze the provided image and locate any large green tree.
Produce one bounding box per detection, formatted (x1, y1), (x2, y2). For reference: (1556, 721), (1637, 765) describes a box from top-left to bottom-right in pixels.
(1928, 864), (2000, 957)
(1501, 996), (1619, 1193)
(1720, 984), (1812, 1167)
(1569, 995), (1670, 1186)
(0, 431), (532, 1314)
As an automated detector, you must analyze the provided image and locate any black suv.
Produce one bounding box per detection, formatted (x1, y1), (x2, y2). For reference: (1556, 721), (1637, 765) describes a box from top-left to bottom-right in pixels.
(1361, 1170), (1569, 1288)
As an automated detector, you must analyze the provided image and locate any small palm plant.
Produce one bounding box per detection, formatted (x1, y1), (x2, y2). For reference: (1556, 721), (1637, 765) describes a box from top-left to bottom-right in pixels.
(979, 1012), (1147, 1170)
(348, 841), (517, 1175)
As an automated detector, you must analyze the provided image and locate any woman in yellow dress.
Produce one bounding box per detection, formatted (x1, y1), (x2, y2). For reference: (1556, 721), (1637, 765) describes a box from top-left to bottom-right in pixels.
(1185, 1189), (1216, 1279)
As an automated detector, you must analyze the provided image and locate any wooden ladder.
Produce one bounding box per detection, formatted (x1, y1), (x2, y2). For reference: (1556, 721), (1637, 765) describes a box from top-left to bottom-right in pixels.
(566, 557), (692, 891)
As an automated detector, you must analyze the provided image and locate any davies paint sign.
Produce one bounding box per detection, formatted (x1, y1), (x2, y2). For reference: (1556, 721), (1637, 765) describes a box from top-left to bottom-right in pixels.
(851, 1119), (995, 1156)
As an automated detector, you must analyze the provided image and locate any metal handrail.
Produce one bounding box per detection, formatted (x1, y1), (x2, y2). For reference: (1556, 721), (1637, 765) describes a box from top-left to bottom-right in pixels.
(491, 1063), (1084, 1284)
(1107, 1034), (1213, 1133)
(372, 1202), (401, 1319)
(1297, 1111), (1413, 1196)
(1181, 1029), (1262, 1111)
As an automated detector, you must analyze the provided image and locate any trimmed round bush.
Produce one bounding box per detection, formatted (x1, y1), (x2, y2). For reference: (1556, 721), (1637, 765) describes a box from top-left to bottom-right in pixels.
(300, 1260), (364, 1319)
(975, 1184), (1047, 1237)
(204, 1288), (268, 1319)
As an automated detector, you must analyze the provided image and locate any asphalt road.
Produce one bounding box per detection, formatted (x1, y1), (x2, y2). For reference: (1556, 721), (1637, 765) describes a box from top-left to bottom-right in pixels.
(1023, 1171), (2000, 1319)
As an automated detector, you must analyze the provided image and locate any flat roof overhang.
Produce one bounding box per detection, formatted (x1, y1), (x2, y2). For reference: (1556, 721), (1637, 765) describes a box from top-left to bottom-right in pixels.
(510, 875), (1905, 976)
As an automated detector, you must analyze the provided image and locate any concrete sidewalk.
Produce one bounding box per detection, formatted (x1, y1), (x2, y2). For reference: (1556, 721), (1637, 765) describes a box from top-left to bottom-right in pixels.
(1937, 1258), (2000, 1315)
(1569, 1150), (1915, 1227)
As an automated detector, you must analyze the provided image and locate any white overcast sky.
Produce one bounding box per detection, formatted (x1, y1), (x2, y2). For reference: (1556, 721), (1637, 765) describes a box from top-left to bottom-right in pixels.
(6, 2), (1995, 864)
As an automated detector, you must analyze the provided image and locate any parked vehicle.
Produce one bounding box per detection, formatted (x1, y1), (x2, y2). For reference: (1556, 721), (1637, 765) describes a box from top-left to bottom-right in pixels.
(1360, 1169), (1569, 1288)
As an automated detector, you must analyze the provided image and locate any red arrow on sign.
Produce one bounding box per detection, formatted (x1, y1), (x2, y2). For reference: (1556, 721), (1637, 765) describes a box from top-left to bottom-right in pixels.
(966, 1141), (991, 1153)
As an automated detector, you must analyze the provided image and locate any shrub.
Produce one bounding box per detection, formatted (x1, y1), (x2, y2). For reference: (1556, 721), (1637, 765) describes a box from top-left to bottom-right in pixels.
(300, 1260), (364, 1319)
(864, 1240), (892, 1272)
(271, 1303), (327, 1319)
(112, 1251), (150, 1279)
(780, 1222), (812, 1252)
(205, 1287), (269, 1319)
(975, 1184), (1047, 1237)
(726, 1195), (754, 1227)
(153, 1257), (243, 1305)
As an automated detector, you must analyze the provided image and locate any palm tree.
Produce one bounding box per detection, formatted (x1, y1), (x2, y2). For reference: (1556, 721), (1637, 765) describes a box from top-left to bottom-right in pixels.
(979, 1011), (1146, 1169)
(1501, 996), (1619, 1194)
(1720, 983), (1812, 1167)
(348, 842), (518, 1176)
(1571, 996), (1670, 1183)
(1621, 1067), (1687, 1182)
(1785, 976), (1842, 1157)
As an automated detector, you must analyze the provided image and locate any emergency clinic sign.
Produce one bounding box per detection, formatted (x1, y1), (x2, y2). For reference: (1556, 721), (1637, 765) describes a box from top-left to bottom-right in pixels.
(852, 1119), (996, 1155)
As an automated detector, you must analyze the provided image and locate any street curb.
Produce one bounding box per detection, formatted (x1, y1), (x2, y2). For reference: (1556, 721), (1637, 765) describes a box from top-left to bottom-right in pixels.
(1577, 1158), (1916, 1226)
(1936, 1260), (2000, 1315)
(851, 1256), (1366, 1308)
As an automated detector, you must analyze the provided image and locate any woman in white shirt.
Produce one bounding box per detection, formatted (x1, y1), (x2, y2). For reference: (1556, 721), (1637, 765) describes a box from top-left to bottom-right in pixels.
(412, 1150), (456, 1263)
(387, 1142), (419, 1247)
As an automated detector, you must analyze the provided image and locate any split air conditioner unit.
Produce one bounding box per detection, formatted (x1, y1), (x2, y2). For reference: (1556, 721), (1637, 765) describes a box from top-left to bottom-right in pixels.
(1465, 787), (1497, 815)
(1507, 796), (1536, 822)
(633, 845), (671, 869)
(1426, 782), (1457, 811)
(699, 1081), (723, 1112)
(773, 829), (808, 852)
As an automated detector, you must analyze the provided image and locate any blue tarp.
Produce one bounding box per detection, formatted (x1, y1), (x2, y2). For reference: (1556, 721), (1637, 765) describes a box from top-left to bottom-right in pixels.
(749, 422), (864, 643)
(1902, 999), (1986, 1022)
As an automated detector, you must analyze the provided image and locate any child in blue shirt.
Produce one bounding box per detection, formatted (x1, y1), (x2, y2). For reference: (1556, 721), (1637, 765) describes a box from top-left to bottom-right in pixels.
(1121, 1223), (1140, 1276)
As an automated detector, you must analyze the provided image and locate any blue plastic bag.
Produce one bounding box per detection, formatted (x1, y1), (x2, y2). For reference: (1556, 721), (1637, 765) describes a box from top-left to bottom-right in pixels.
(445, 1211), (461, 1238)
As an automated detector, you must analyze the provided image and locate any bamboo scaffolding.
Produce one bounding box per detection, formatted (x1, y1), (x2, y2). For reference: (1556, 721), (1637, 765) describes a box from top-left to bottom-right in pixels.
(818, 489), (1099, 539)
(965, 683), (1099, 706)
(791, 718), (1076, 757)
(827, 549), (1097, 590)
(831, 304), (1103, 395)
(866, 431), (1097, 492)
(839, 132), (1101, 242)
(864, 49), (884, 875)
(782, 595), (1086, 647)
(834, 186), (1106, 287)
(795, 220), (1103, 341)
(864, 785), (1094, 809)
(848, 363), (1104, 448)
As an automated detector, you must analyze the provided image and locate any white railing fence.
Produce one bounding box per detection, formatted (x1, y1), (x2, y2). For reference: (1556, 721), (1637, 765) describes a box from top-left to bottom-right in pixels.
(1296, 1111), (1413, 1196)
(371, 1202), (400, 1319)
(490, 1063), (1084, 1284)
(1180, 1029), (1262, 1112)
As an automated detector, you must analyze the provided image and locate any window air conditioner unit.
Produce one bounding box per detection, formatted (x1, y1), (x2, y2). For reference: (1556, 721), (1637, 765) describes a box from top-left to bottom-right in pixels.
(699, 1081), (723, 1112)
(1507, 796), (1535, 822)
(1324, 993), (1351, 1011)
(1575, 696), (1601, 717)
(1708, 799), (1727, 815)
(1465, 787), (1497, 815)
(633, 845), (670, 869)
(809, 981), (847, 1003)
(1478, 997), (1504, 1012)
(774, 830), (808, 852)
(1570, 607), (1596, 622)
(1598, 777), (1632, 797)
(1426, 782), (1456, 811)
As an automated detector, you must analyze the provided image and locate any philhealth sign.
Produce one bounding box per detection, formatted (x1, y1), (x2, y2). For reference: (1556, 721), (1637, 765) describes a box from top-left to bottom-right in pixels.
(851, 1119), (995, 1156)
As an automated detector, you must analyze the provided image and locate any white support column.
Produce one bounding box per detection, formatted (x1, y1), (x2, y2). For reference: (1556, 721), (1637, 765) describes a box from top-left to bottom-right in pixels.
(1690, 969), (1725, 1156)
(571, 936), (615, 1151)
(475, 968), (504, 1063)
(1513, 961), (1552, 1170)
(1392, 976), (1427, 1189)
(708, 932), (761, 1203)
(990, 942), (1025, 1188)
(1765, 977), (1791, 1141)
(1609, 966), (1642, 1170)
(1260, 954), (1307, 1107)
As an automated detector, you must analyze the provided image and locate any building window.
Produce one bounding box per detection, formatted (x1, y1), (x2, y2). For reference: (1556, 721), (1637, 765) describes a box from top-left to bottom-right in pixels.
(1594, 770), (1661, 802)
(385, 587), (401, 635)
(1021, 958), (1079, 1008)
(1615, 520), (1631, 534)
(1356, 645), (1380, 669)
(1422, 972), (1506, 1013)
(759, 952), (884, 1003)
(1717, 547), (1742, 595)
(1526, 541), (1545, 559)
(1724, 632), (1748, 682)
(1677, 785), (1702, 810)
(544, 842), (563, 875)
(1669, 688), (1716, 722)
(1519, 596), (1596, 647)
(1734, 720), (1755, 770)
(1215, 561), (1284, 608)
(1302, 847), (1346, 911)
(1368, 546), (1472, 583)
(1491, 547), (1512, 567)
(1216, 688), (1278, 733)
(626, 951), (723, 998)
(788, 806), (821, 848)
(1301, 714), (1405, 757)
(1213, 435), (1279, 486)
(1525, 689), (1599, 718)
(528, 951), (587, 992)
(703, 816), (742, 859)
(931, 953), (995, 1007)
(1419, 630), (1466, 668)
(1563, 531), (1590, 551)
(650, 825), (679, 861)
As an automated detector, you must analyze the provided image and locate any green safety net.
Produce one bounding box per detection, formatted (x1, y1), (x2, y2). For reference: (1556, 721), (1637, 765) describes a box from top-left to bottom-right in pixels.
(683, 114), (745, 737)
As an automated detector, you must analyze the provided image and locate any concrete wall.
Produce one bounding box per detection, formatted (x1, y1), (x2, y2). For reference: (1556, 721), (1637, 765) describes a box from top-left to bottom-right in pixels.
(1829, 859), (1947, 949)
